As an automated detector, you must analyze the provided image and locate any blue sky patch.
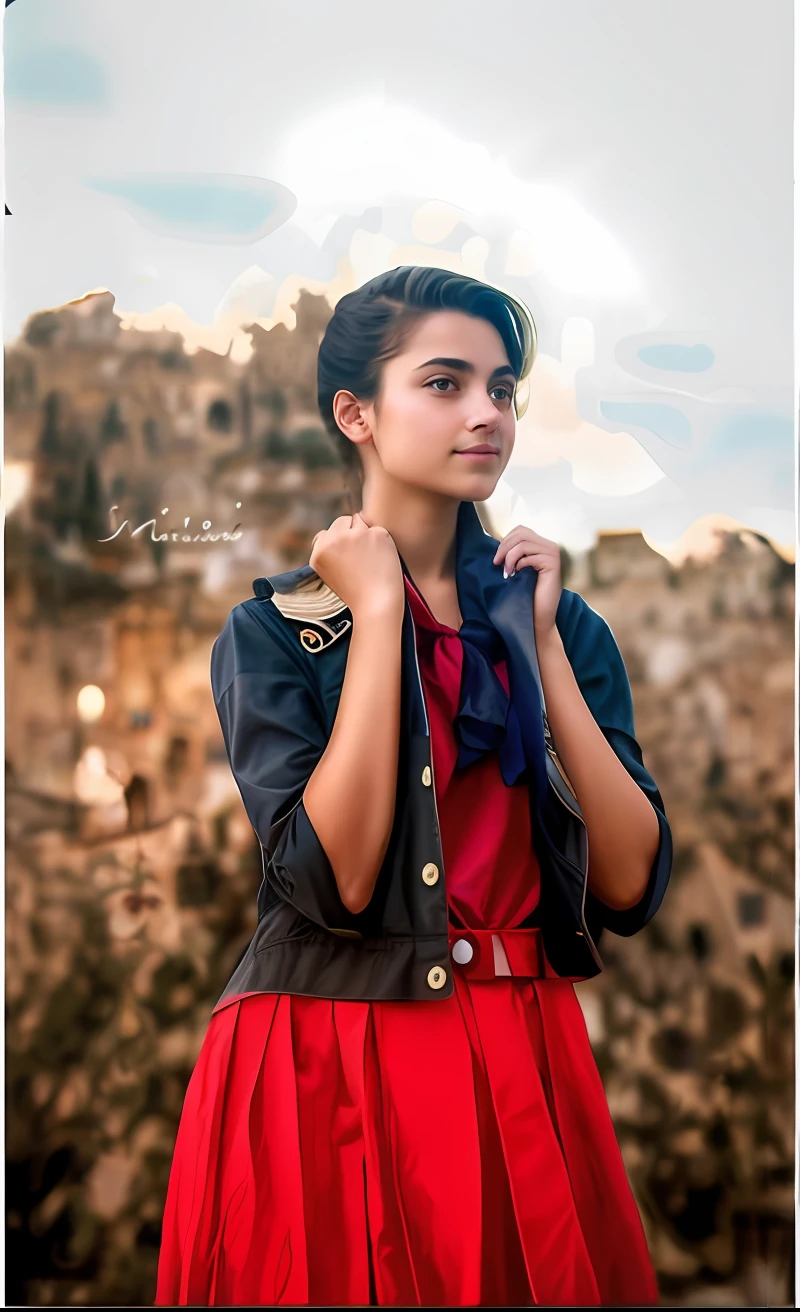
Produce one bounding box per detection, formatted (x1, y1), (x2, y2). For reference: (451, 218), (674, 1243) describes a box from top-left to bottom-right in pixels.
(599, 401), (692, 449)
(636, 343), (715, 372)
(7, 44), (109, 107)
(82, 173), (297, 244)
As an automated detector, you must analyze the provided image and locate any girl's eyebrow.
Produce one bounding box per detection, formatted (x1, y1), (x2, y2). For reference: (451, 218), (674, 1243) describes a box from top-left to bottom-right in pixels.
(413, 356), (517, 382)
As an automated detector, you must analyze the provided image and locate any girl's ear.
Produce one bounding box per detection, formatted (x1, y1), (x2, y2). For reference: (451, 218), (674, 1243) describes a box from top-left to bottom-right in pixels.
(332, 389), (373, 443)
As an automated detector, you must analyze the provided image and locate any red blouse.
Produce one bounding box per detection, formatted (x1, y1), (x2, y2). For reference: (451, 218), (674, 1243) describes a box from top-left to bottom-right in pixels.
(404, 573), (541, 931)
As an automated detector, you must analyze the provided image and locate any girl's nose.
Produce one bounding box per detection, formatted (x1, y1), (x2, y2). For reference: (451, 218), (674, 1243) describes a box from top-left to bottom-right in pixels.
(466, 402), (502, 432)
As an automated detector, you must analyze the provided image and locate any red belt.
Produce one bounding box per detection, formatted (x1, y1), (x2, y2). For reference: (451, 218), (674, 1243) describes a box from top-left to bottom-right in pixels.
(446, 924), (562, 981)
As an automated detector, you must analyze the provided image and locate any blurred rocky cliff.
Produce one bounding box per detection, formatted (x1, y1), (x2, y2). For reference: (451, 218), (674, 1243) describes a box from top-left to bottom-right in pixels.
(571, 527), (794, 1307)
(5, 291), (795, 1307)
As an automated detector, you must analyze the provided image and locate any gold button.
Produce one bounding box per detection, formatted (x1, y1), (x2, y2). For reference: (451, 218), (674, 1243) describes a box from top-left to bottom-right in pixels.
(421, 862), (439, 886)
(421, 765), (432, 787)
(427, 965), (447, 990)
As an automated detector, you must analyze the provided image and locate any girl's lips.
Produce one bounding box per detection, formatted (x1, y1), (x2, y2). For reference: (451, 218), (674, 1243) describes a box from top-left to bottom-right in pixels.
(455, 448), (500, 458)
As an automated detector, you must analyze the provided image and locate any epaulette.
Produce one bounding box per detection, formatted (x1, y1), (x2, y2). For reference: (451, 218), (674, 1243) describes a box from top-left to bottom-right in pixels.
(252, 570), (352, 653)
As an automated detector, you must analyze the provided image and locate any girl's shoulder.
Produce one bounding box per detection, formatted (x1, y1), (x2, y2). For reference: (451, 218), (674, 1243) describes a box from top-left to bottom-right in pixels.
(210, 597), (289, 705)
(210, 572), (352, 705)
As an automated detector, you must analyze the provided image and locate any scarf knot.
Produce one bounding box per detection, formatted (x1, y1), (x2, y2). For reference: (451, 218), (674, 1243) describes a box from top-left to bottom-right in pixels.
(454, 618), (527, 786)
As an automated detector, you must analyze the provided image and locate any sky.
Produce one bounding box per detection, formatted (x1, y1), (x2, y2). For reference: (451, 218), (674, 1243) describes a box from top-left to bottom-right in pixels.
(3, 0), (795, 560)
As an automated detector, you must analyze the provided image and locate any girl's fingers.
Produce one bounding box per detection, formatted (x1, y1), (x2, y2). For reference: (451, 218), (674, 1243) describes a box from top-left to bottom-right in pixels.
(503, 543), (529, 572)
(493, 530), (529, 556)
(502, 542), (557, 575)
(493, 526), (551, 563)
(514, 553), (555, 572)
(493, 527), (530, 558)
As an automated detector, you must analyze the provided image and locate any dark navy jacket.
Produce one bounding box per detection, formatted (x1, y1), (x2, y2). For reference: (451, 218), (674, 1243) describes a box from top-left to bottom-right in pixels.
(209, 499), (672, 1006)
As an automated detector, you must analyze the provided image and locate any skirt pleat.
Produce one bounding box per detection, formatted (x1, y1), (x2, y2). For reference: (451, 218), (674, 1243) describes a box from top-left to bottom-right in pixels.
(531, 980), (659, 1306)
(457, 978), (601, 1306)
(156, 977), (658, 1308)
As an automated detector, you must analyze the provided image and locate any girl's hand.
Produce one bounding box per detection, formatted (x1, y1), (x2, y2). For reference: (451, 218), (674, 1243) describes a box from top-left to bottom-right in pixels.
(493, 524), (562, 638)
(310, 513), (405, 619)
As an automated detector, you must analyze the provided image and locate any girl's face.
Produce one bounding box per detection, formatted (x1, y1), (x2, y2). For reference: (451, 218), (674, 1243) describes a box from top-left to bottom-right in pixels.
(357, 309), (518, 499)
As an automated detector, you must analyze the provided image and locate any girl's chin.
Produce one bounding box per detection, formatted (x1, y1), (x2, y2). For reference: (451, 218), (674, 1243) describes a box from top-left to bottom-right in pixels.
(404, 469), (503, 501)
(453, 470), (503, 495)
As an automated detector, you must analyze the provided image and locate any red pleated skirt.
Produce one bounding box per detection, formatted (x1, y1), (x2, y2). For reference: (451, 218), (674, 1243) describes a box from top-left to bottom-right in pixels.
(155, 965), (658, 1307)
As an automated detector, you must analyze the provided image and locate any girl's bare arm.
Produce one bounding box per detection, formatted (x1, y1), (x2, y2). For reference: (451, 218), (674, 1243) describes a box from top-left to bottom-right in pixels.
(536, 626), (660, 911)
(300, 512), (409, 915)
(302, 599), (405, 914)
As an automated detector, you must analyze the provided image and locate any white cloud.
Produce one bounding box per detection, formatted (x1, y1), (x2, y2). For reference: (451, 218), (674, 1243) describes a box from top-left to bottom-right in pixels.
(278, 96), (642, 298)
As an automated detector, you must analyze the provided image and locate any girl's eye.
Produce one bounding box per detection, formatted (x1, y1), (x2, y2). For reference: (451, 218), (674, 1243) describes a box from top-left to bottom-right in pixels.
(425, 378), (514, 401)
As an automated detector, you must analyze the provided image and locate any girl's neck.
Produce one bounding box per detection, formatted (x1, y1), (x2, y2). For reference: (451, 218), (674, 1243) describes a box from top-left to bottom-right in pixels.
(358, 485), (460, 587)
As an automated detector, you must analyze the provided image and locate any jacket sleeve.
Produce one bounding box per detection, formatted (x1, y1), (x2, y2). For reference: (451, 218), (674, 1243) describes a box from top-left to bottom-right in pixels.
(555, 589), (673, 935)
(210, 601), (352, 929)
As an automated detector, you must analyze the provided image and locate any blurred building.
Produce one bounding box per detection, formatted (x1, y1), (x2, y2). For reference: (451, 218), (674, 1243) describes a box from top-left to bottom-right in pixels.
(4, 291), (794, 1308)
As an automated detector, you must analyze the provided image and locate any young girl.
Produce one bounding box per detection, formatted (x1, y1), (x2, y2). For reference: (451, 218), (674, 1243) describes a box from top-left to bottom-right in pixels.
(156, 266), (672, 1307)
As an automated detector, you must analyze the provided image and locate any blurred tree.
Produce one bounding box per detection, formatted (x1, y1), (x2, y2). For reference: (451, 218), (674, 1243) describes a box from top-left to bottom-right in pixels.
(293, 426), (341, 470)
(99, 401), (126, 446)
(142, 418), (160, 455)
(262, 429), (293, 461)
(77, 460), (106, 544)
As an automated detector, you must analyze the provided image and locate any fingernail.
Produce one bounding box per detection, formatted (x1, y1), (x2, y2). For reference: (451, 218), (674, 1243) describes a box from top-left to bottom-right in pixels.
(503, 568), (508, 579)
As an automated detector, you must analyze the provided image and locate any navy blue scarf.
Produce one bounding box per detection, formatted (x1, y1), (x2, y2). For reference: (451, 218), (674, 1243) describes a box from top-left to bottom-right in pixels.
(454, 617), (528, 786)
